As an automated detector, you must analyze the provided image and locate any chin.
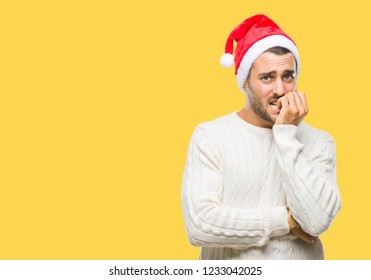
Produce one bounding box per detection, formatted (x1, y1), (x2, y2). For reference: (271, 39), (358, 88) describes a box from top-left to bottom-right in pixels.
(266, 111), (278, 122)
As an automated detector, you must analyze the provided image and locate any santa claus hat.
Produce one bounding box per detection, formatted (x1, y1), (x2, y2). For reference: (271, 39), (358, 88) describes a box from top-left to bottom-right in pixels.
(220, 14), (300, 93)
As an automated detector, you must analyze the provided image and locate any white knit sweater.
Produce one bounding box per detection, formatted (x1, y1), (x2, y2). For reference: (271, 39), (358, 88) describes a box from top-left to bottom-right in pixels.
(181, 112), (341, 260)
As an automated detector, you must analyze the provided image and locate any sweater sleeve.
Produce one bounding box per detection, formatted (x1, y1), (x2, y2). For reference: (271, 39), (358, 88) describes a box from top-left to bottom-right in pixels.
(181, 126), (290, 249)
(272, 125), (342, 236)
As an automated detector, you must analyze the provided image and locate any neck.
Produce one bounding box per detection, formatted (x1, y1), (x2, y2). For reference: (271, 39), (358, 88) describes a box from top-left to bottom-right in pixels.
(237, 106), (274, 129)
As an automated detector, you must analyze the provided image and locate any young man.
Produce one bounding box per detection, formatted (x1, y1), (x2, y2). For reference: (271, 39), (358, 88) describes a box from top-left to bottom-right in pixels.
(181, 14), (341, 260)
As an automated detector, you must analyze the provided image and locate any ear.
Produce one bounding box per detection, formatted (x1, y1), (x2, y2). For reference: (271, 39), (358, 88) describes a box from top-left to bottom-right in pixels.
(243, 79), (250, 94)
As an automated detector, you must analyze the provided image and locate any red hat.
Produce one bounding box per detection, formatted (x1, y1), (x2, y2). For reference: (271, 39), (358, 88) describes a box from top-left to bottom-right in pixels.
(220, 14), (300, 93)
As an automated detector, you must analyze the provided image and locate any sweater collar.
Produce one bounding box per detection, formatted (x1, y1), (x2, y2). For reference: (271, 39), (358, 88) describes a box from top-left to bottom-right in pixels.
(231, 111), (274, 137)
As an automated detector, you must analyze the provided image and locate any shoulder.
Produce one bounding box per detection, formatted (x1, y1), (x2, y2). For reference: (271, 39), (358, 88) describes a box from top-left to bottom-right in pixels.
(194, 113), (236, 137)
(189, 113), (237, 148)
(197, 113), (235, 131)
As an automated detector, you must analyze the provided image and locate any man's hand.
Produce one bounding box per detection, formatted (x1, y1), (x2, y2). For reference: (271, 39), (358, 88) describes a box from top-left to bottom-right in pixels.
(287, 208), (317, 244)
(275, 91), (308, 126)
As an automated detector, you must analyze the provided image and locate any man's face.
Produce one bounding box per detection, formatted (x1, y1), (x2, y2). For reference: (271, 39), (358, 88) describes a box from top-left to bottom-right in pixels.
(243, 51), (296, 127)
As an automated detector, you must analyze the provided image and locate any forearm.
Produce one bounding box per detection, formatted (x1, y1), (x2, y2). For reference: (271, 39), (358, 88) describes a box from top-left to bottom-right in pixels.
(182, 181), (289, 248)
(273, 125), (341, 236)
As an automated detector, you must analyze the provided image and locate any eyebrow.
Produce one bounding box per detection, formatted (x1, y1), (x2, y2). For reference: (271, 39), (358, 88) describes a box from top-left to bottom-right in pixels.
(258, 69), (295, 77)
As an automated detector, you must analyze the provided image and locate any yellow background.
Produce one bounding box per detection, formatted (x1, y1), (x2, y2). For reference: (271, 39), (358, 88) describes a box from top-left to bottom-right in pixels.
(0, 0), (369, 259)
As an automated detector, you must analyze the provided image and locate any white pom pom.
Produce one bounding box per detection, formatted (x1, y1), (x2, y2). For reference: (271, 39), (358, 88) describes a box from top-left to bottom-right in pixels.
(220, 53), (234, 68)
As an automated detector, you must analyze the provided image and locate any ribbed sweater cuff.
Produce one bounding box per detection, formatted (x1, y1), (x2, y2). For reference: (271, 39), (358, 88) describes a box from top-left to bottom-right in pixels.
(262, 206), (290, 238)
(272, 125), (304, 152)
(273, 124), (297, 141)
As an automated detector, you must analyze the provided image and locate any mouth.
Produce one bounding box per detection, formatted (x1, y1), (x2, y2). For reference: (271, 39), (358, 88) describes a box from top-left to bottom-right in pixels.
(269, 100), (281, 113)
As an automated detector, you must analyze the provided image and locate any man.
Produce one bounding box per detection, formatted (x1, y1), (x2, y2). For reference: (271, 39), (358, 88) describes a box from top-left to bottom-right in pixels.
(181, 14), (341, 260)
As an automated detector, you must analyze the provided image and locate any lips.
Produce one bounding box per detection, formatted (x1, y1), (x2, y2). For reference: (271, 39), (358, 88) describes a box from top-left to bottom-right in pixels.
(269, 100), (281, 113)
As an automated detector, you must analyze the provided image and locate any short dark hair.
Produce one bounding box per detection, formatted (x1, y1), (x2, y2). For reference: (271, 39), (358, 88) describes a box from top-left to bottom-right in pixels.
(264, 46), (291, 55)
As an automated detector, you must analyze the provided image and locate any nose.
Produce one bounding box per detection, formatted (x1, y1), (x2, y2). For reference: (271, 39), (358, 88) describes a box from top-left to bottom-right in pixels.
(273, 79), (285, 96)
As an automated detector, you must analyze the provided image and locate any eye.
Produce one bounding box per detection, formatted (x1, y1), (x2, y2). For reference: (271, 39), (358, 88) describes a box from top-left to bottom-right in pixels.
(283, 74), (295, 81)
(261, 76), (272, 82)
